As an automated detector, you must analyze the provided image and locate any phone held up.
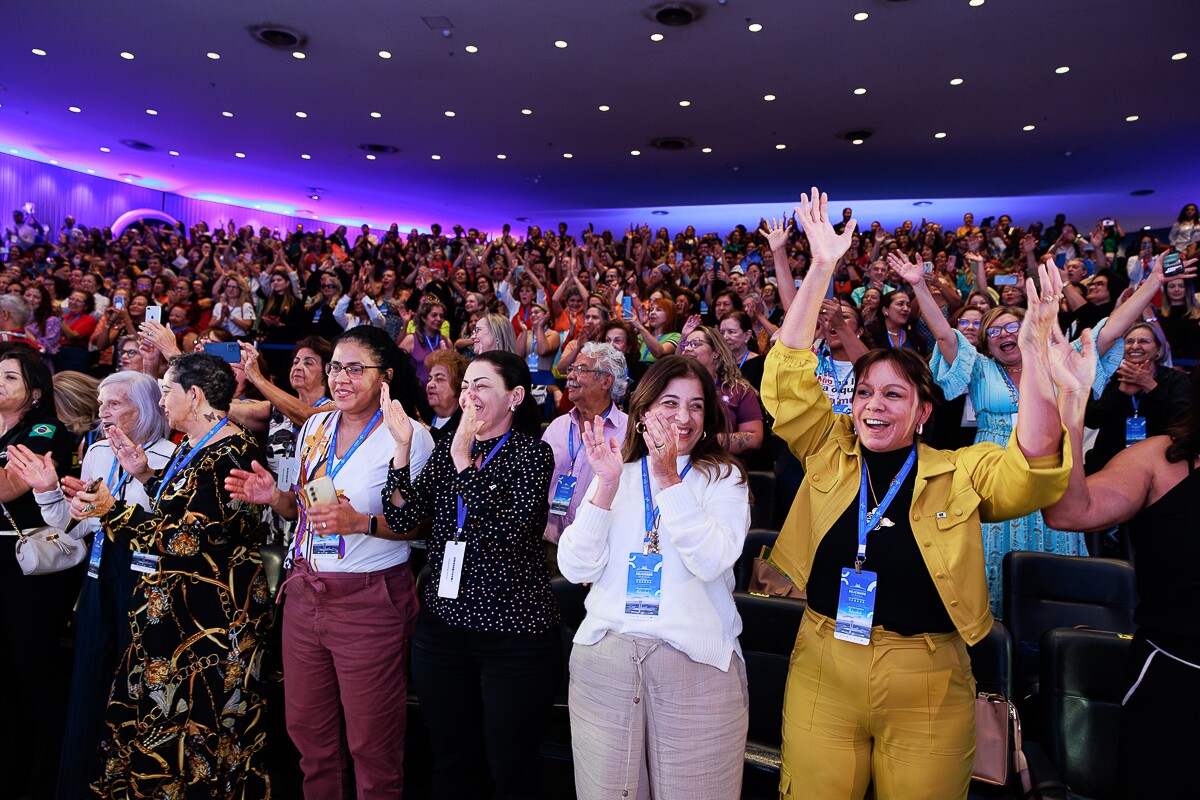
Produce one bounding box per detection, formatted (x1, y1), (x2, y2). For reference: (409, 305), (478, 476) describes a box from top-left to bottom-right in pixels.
(203, 341), (241, 363)
(1163, 252), (1184, 277)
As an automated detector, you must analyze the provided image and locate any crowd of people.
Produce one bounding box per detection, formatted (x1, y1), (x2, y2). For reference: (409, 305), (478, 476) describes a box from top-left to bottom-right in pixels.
(0, 193), (1196, 800)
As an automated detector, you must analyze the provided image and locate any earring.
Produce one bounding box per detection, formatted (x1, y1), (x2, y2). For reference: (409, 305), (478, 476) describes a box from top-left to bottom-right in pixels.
(509, 404), (517, 413)
(635, 421), (648, 434)
(192, 403), (199, 421)
(917, 422), (924, 436)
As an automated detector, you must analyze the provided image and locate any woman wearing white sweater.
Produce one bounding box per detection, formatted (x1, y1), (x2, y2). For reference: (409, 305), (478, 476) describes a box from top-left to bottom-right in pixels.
(559, 354), (751, 800)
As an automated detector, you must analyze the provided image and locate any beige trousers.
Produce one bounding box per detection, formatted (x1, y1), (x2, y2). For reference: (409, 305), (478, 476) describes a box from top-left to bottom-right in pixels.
(569, 632), (749, 800)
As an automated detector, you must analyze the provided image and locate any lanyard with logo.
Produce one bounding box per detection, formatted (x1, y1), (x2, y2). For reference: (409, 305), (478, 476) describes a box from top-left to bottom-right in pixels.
(441, 432), (511, 599)
(625, 456), (692, 617)
(551, 406), (614, 516)
(819, 347), (855, 413)
(153, 418), (228, 508)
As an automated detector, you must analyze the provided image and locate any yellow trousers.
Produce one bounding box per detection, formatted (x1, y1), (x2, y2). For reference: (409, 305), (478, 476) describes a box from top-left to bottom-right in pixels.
(779, 610), (976, 800)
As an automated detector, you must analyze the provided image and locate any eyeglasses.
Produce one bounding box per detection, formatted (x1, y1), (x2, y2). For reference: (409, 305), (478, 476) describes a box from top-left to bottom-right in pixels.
(326, 362), (385, 378)
(956, 319), (982, 329)
(320, 283), (338, 289)
(679, 338), (708, 351)
(119, 349), (140, 358)
(984, 321), (1022, 338)
(565, 365), (605, 377)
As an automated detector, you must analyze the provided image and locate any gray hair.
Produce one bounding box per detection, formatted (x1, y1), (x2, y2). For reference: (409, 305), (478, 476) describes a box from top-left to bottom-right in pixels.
(476, 313), (517, 354)
(0, 295), (31, 328)
(580, 341), (629, 401)
(97, 371), (171, 445)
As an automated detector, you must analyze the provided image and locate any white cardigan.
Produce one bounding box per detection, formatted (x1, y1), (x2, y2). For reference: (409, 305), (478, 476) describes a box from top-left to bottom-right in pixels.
(558, 456), (750, 671)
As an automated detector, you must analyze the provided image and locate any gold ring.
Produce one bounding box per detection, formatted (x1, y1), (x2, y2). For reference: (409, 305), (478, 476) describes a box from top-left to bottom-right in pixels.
(83, 502), (96, 514)
(321, 522), (327, 530)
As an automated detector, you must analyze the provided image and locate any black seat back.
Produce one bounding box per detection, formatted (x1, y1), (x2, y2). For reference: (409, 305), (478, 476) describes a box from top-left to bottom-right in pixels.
(550, 576), (589, 701)
(747, 470), (777, 529)
(1039, 628), (1131, 800)
(1002, 552), (1136, 695)
(734, 592), (806, 748)
(967, 619), (1013, 697)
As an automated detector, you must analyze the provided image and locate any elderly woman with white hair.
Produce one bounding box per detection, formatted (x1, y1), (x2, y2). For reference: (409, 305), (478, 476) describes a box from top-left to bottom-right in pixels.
(541, 342), (630, 568)
(6, 370), (174, 800)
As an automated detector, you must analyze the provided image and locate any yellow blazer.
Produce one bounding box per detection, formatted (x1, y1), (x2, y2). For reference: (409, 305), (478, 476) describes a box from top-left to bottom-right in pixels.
(761, 343), (1072, 644)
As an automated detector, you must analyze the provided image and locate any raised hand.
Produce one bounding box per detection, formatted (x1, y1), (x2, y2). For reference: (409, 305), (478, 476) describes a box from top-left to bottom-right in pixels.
(581, 416), (623, 487)
(885, 252), (924, 286)
(1019, 260), (1065, 351)
(680, 314), (702, 339)
(225, 460), (280, 504)
(640, 410), (680, 479)
(795, 187), (856, 266)
(1047, 325), (1097, 397)
(6, 444), (60, 493)
(106, 425), (149, 478)
(380, 383), (413, 450)
(759, 217), (790, 252)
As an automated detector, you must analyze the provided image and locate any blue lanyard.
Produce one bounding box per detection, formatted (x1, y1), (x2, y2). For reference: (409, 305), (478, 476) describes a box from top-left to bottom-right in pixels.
(819, 349), (854, 398)
(855, 445), (918, 571)
(738, 350), (749, 369)
(567, 405), (614, 475)
(106, 453), (131, 497)
(886, 328), (906, 349)
(154, 417), (228, 507)
(312, 397), (332, 408)
(455, 432), (511, 539)
(640, 456), (693, 549)
(1130, 392), (1142, 417)
(326, 410), (382, 481)
(421, 331), (440, 353)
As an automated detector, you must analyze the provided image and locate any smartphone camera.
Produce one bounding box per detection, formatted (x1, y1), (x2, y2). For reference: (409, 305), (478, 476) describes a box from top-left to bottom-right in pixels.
(1101, 219), (1115, 228)
(1163, 252), (1185, 277)
(922, 262), (934, 274)
(114, 296), (126, 311)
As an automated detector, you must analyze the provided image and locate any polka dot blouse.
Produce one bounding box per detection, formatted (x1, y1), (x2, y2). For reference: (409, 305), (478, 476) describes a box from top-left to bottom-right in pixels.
(383, 431), (561, 634)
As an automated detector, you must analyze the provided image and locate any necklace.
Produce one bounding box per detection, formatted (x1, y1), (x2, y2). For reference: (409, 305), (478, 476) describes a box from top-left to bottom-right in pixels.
(864, 463), (897, 528)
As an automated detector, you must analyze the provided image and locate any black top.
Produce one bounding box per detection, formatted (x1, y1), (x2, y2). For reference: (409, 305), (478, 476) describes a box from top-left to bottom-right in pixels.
(1128, 457), (1200, 657)
(1159, 308), (1200, 361)
(1084, 366), (1191, 474)
(427, 410), (462, 445)
(382, 430), (560, 634)
(807, 446), (956, 636)
(738, 353), (765, 393)
(0, 413), (74, 531)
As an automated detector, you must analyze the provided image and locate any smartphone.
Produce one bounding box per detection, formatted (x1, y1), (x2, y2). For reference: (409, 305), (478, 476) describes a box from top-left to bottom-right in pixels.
(675, 252), (683, 265)
(922, 262), (934, 274)
(704, 255), (714, 269)
(84, 476), (103, 493)
(1163, 252), (1184, 277)
(303, 476), (338, 507)
(203, 341), (241, 363)
(145, 306), (162, 325)
(621, 296), (633, 318)
(114, 295), (126, 311)
(994, 274), (1019, 286)
(1101, 218), (1114, 228)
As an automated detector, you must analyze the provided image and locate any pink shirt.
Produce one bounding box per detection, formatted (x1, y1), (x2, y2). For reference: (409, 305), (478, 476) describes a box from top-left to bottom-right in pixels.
(541, 403), (628, 544)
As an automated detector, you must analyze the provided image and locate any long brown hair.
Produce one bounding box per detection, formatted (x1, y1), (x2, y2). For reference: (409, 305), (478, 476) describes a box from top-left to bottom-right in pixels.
(1165, 365), (1200, 464)
(621, 355), (746, 484)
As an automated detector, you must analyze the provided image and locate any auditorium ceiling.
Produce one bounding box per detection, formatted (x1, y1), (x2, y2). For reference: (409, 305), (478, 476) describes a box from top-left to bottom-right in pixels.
(2, 0), (1198, 232)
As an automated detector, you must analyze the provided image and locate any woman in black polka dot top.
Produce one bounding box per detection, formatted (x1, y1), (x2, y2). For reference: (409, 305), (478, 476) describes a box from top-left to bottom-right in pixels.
(381, 350), (560, 799)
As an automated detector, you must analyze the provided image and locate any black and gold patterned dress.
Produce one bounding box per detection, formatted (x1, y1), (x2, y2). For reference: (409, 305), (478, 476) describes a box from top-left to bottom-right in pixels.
(92, 429), (273, 799)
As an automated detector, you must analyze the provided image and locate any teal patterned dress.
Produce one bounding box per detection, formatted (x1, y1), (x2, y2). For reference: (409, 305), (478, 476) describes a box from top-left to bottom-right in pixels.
(931, 320), (1123, 616)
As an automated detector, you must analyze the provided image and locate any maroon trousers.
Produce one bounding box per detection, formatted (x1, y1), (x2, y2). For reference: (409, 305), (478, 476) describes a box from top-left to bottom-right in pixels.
(282, 561), (417, 800)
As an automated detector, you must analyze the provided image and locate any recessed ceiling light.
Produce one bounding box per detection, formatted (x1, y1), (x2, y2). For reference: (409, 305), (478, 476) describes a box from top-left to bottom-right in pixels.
(444, 110), (456, 117)
(1172, 52), (1188, 60)
(168, 150), (180, 156)
(748, 23), (763, 33)
(521, 108), (533, 115)
(292, 51), (305, 59)
(301, 153), (311, 159)
(295, 111), (308, 118)
(431, 154), (441, 160)
(1023, 125), (1036, 131)
(146, 109), (158, 115)
(934, 131), (948, 138)
(87, 169), (95, 174)
(49, 160), (58, 165)
(775, 144), (786, 150)
(554, 40), (568, 48)
(120, 51), (134, 60)
(701, 147), (712, 153)
(68, 106), (81, 113)
(99, 146), (111, 152)
(310, 195), (319, 200)
(235, 152), (246, 158)
(1143, 225), (1152, 230)
(1125, 115), (1140, 122)
(370, 111), (382, 118)
(207, 52), (220, 60)
(496, 154), (506, 159)
(1055, 66), (1070, 74)
(366, 154), (376, 160)
(851, 138), (864, 145)
(378, 50), (392, 59)
(853, 12), (869, 22)
(32, 48), (46, 56)
(598, 105), (610, 112)
(8, 150), (17, 154)
(650, 33), (664, 42)
(854, 87), (867, 95)
(563, 153), (573, 158)
(763, 94), (776, 101)
(630, 150), (641, 156)
(253, 205), (261, 209)
(969, 0), (985, 6)
(679, 100), (691, 107)
(950, 78), (964, 86)
(465, 45), (478, 53)
(222, 111), (233, 117)
(124, 177), (132, 183)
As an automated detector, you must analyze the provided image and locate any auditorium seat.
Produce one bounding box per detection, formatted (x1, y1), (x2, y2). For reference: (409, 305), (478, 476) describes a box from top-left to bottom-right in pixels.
(966, 621), (1016, 799)
(1001, 552), (1137, 718)
(747, 470), (777, 529)
(1022, 629), (1132, 800)
(540, 577), (590, 765)
(733, 591), (806, 789)
(734, 528), (781, 592)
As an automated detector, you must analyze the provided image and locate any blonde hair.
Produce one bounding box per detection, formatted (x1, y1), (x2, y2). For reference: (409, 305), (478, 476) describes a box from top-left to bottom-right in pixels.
(52, 371), (100, 435)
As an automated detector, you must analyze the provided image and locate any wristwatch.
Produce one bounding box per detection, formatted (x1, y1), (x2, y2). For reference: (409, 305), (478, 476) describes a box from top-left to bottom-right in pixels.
(365, 514), (378, 536)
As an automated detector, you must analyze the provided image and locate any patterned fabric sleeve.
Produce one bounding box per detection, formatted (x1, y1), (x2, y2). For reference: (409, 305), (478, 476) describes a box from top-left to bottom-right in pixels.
(1085, 317), (1124, 398)
(930, 328), (980, 401)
